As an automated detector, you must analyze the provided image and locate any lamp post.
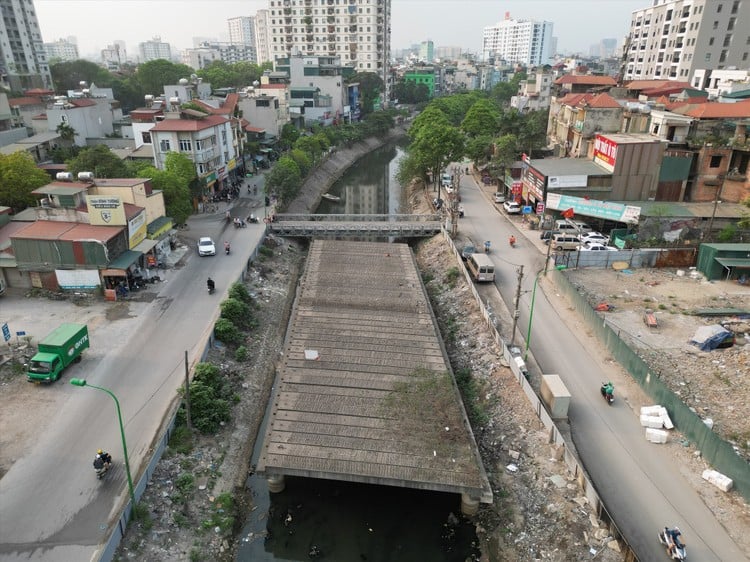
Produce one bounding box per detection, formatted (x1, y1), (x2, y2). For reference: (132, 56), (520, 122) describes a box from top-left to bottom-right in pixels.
(70, 379), (136, 508)
(524, 265), (567, 361)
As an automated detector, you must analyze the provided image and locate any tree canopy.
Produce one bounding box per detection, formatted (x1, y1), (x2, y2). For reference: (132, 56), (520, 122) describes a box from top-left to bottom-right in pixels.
(137, 164), (193, 225)
(65, 145), (129, 178)
(0, 153), (51, 211)
(348, 72), (384, 117)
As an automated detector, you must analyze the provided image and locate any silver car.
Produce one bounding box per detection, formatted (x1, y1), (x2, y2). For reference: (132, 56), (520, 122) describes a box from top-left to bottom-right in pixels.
(197, 237), (216, 256)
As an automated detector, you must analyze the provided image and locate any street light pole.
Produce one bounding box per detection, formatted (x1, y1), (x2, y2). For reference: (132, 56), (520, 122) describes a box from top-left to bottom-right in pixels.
(70, 378), (136, 508)
(524, 265), (567, 361)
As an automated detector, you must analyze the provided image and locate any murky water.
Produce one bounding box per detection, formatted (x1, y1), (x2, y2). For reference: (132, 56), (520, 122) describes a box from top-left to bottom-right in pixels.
(236, 141), (480, 561)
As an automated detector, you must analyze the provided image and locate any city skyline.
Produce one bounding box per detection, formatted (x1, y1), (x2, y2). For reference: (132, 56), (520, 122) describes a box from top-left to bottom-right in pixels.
(36, 0), (647, 61)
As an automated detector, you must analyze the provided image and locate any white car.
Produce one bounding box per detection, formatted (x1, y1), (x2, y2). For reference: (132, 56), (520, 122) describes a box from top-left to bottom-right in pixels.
(580, 232), (609, 245)
(197, 237), (216, 256)
(581, 243), (615, 251)
(441, 173), (452, 187)
(493, 192), (505, 204)
(503, 200), (521, 214)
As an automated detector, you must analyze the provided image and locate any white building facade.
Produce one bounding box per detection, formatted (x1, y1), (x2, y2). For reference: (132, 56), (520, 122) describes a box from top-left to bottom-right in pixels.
(482, 15), (553, 66)
(139, 37), (172, 62)
(228, 16), (256, 45)
(255, 9), (272, 64)
(0, 0), (52, 91)
(44, 38), (79, 62)
(266, 0), (391, 100)
(623, 0), (750, 81)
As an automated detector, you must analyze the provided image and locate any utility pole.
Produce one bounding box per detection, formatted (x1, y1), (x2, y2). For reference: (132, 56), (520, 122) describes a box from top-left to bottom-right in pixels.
(510, 264), (524, 347)
(184, 350), (192, 430)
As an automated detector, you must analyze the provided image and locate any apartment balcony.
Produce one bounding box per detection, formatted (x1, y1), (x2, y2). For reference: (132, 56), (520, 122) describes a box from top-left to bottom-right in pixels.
(305, 8), (312, 15)
(284, 8), (292, 15)
(306, 34), (314, 41)
(328, 25), (335, 32)
(328, 34), (336, 41)
(285, 26), (292, 33)
(349, 25), (357, 32)
(286, 35), (293, 42)
(327, 16), (335, 23)
(350, 43), (357, 52)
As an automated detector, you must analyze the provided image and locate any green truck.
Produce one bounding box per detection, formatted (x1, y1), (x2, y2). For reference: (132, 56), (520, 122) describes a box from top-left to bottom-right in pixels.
(27, 323), (89, 383)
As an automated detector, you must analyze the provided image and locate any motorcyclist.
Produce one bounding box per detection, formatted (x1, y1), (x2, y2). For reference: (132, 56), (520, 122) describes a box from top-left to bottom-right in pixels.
(94, 449), (111, 470)
(665, 526), (683, 556)
(509, 235), (516, 247)
(207, 277), (215, 292)
(224, 241), (231, 253)
(484, 240), (491, 253)
(602, 381), (614, 398)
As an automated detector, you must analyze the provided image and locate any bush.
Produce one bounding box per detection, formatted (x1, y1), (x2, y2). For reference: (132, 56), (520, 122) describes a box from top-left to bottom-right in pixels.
(220, 298), (253, 329)
(228, 282), (254, 305)
(190, 380), (230, 433)
(235, 345), (249, 362)
(214, 318), (243, 345)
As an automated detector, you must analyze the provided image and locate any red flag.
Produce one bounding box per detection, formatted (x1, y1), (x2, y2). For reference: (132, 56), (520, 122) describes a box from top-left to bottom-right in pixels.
(562, 207), (575, 219)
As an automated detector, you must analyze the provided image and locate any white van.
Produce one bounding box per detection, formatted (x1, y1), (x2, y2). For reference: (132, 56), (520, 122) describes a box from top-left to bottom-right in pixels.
(555, 219), (592, 234)
(551, 234), (581, 251)
(466, 253), (495, 282)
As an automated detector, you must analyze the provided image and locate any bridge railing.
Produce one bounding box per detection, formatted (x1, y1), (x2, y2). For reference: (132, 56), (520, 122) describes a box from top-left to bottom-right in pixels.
(275, 213), (441, 222)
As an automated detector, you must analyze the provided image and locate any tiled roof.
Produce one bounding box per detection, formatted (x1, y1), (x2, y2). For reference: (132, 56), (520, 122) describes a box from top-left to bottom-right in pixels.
(245, 125), (265, 133)
(150, 114), (229, 131)
(625, 79), (691, 91)
(23, 88), (54, 95)
(557, 92), (622, 109)
(8, 97), (44, 107)
(68, 98), (97, 108)
(681, 99), (750, 119)
(554, 75), (617, 86)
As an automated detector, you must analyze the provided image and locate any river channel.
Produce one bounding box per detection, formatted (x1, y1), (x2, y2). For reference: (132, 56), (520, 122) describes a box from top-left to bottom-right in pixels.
(236, 142), (481, 561)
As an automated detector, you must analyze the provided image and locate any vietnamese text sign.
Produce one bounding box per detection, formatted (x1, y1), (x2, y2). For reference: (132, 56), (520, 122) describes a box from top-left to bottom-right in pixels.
(546, 193), (641, 223)
(593, 134), (618, 172)
(87, 195), (126, 226)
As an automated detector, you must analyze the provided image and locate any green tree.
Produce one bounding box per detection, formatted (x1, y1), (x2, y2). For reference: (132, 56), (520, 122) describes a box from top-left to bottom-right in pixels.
(0, 152), (51, 211)
(65, 145), (129, 178)
(516, 109), (550, 156)
(137, 60), (196, 96)
(294, 135), (323, 165)
(738, 196), (750, 229)
(278, 123), (301, 151)
(461, 99), (500, 137)
(289, 148), (312, 177)
(348, 72), (384, 117)
(464, 134), (494, 165)
(164, 152), (197, 185)
(55, 122), (77, 145)
(409, 107), (464, 195)
(489, 134), (520, 181)
(138, 164), (192, 225)
(50, 60), (114, 92)
(265, 156), (302, 205)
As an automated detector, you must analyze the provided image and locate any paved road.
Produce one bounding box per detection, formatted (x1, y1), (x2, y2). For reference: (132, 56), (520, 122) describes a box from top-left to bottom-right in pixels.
(0, 194), (269, 562)
(456, 169), (747, 562)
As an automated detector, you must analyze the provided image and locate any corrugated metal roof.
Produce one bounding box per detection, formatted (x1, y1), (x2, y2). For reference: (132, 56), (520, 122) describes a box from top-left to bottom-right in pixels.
(95, 178), (146, 187)
(17, 131), (60, 144)
(150, 114), (228, 131)
(57, 223), (122, 241)
(31, 185), (89, 196)
(531, 158), (611, 176)
(13, 221), (77, 238)
(12, 221), (121, 242)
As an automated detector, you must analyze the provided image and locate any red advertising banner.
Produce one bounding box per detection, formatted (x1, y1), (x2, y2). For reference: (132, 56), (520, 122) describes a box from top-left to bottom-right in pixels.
(593, 134), (618, 170)
(511, 181), (522, 195)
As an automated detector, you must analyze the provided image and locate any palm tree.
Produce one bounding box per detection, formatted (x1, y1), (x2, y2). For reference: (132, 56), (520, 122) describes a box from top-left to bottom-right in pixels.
(56, 122), (76, 145)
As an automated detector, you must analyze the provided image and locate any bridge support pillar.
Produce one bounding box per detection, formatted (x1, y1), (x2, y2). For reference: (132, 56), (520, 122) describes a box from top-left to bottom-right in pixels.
(460, 493), (480, 516)
(267, 474), (286, 493)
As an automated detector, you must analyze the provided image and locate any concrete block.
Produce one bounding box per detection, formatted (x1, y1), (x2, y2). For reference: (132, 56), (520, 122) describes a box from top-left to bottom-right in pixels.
(541, 374), (571, 420)
(646, 428), (668, 443)
(640, 414), (663, 428)
(702, 469), (733, 492)
(640, 405), (663, 416)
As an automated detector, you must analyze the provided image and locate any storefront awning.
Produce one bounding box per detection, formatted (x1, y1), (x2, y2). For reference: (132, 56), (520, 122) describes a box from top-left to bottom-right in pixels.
(133, 238), (158, 254)
(107, 250), (142, 271)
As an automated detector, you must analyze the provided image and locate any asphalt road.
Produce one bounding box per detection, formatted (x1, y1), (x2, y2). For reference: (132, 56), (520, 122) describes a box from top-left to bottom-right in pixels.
(0, 193), (269, 562)
(455, 170), (747, 562)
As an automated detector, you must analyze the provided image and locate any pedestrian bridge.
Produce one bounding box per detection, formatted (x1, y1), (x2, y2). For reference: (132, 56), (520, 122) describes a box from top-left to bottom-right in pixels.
(256, 239), (492, 513)
(268, 213), (443, 237)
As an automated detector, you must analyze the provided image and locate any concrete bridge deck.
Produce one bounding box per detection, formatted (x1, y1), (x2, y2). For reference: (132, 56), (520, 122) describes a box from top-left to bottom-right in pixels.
(267, 213), (443, 237)
(257, 239), (492, 507)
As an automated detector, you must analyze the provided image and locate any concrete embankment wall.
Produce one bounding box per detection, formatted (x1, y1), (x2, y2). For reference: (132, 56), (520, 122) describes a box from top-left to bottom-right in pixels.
(285, 126), (407, 214)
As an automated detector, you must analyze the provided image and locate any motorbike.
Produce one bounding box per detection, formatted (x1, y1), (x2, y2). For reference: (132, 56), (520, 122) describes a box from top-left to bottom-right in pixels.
(207, 279), (215, 294)
(658, 528), (687, 560)
(484, 241), (491, 254)
(509, 236), (516, 248)
(224, 243), (231, 255)
(93, 455), (112, 479)
(248, 214), (259, 224)
(600, 382), (614, 405)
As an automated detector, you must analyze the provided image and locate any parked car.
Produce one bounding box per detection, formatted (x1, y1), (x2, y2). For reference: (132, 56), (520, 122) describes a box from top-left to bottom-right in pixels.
(580, 232), (609, 245)
(197, 237), (216, 256)
(493, 192), (505, 204)
(551, 234), (581, 251)
(540, 230), (561, 244)
(461, 244), (476, 260)
(441, 173), (452, 187)
(581, 243), (616, 251)
(503, 201), (521, 214)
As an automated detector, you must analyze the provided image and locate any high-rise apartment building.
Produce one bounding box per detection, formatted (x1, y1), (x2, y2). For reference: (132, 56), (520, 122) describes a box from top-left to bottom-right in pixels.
(228, 16), (256, 45)
(255, 10), (272, 64)
(45, 38), (79, 62)
(139, 36), (172, 63)
(266, 0), (390, 94)
(482, 13), (553, 66)
(623, 0), (750, 82)
(419, 40), (434, 63)
(0, 0), (52, 91)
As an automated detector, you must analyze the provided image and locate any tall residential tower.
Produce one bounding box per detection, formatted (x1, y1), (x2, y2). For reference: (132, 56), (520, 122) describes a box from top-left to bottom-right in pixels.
(482, 13), (553, 66)
(0, 0), (52, 91)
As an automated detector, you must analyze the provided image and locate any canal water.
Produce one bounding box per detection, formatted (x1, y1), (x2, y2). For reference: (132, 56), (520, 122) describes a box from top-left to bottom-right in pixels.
(236, 141), (481, 562)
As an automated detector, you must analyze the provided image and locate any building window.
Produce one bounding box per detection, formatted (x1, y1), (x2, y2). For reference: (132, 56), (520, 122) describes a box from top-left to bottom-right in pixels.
(709, 37), (714, 45)
(724, 35), (732, 46)
(178, 139), (192, 151)
(717, 3), (722, 12)
(159, 139), (170, 152)
(743, 52), (748, 61)
(710, 155), (722, 168)
(706, 52), (711, 61)
(141, 132), (151, 144)
(713, 20), (719, 29)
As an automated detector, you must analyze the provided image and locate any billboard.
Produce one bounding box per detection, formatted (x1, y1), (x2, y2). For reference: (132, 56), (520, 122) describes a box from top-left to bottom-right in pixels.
(546, 193), (641, 224)
(547, 175), (588, 189)
(87, 195), (126, 226)
(128, 210), (147, 249)
(593, 134), (618, 172)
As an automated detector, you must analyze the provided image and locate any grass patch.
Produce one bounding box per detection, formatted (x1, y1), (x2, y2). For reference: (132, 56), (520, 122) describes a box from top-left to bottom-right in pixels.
(168, 424), (194, 455)
(130, 502), (153, 532)
(201, 492), (236, 534)
(444, 266), (460, 288)
(454, 367), (490, 427)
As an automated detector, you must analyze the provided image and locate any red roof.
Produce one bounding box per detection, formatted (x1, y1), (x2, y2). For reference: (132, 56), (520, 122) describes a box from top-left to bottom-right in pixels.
(8, 97), (44, 107)
(24, 88), (54, 96)
(625, 79), (690, 91)
(554, 75), (617, 86)
(57, 223), (124, 242)
(12, 220), (122, 242)
(194, 93), (240, 116)
(68, 98), (97, 108)
(680, 99), (750, 119)
(557, 92), (622, 109)
(150, 114), (229, 132)
(245, 125), (265, 133)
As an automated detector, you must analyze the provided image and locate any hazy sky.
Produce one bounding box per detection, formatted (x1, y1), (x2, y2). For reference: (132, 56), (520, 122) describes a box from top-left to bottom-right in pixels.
(36, 0), (647, 59)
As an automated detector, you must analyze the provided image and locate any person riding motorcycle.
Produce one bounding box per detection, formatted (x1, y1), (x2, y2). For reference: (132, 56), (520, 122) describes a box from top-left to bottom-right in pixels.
(224, 241), (231, 253)
(93, 449), (112, 471)
(602, 381), (614, 399)
(509, 235), (516, 247)
(665, 527), (683, 556)
(207, 277), (215, 292)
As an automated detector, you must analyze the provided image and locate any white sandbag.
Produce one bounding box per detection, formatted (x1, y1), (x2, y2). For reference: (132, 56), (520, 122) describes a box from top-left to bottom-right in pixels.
(661, 409), (674, 429)
(645, 428), (668, 443)
(702, 469), (733, 492)
(640, 405), (663, 416)
(640, 414), (664, 428)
